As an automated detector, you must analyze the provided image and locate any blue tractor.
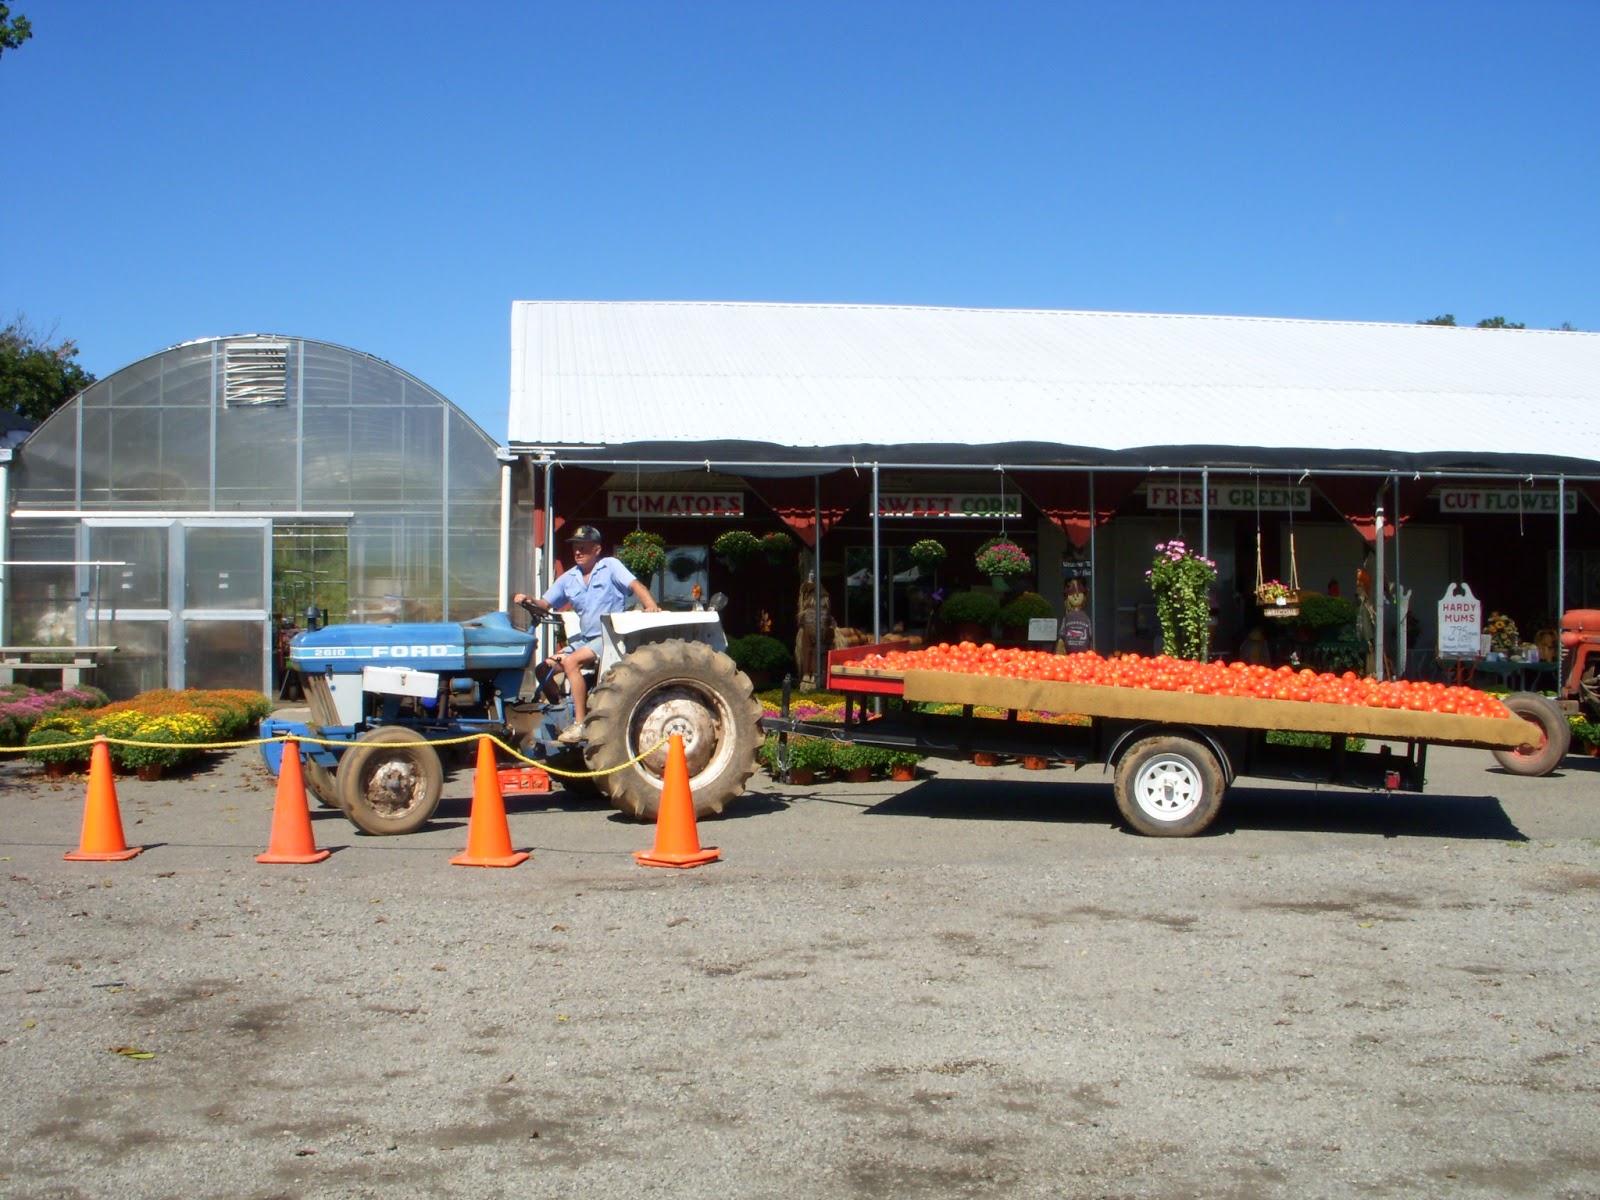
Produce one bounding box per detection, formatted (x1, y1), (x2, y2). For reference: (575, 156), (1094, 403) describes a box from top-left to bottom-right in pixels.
(264, 606), (763, 835)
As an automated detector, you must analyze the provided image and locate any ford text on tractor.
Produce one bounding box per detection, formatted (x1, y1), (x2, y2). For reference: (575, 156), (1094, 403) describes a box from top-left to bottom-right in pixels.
(261, 605), (763, 835)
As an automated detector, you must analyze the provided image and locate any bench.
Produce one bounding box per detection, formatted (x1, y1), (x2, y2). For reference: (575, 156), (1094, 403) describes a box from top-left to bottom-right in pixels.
(0, 646), (117, 690)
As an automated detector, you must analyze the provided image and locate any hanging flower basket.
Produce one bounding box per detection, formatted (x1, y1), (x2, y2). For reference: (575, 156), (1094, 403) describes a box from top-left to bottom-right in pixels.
(617, 530), (667, 580)
(760, 531), (795, 565)
(712, 530), (763, 569)
(975, 540), (1033, 580)
(1256, 580), (1302, 618)
(908, 538), (947, 570)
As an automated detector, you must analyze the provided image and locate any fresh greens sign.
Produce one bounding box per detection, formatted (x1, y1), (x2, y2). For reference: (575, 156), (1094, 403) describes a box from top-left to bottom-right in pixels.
(1145, 483), (1309, 511)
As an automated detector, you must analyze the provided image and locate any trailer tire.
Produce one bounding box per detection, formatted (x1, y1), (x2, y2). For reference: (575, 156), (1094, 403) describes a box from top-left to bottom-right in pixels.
(338, 726), (444, 835)
(582, 640), (762, 821)
(1490, 693), (1570, 777)
(1114, 736), (1225, 837)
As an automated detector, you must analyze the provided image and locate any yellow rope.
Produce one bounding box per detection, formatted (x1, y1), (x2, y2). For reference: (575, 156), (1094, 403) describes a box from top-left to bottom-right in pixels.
(0, 732), (671, 780)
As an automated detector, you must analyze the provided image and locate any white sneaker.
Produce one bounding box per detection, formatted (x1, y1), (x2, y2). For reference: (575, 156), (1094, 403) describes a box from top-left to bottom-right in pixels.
(556, 722), (586, 745)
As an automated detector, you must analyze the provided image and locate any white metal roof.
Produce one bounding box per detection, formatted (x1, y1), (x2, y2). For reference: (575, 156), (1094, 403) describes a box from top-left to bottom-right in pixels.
(507, 301), (1600, 473)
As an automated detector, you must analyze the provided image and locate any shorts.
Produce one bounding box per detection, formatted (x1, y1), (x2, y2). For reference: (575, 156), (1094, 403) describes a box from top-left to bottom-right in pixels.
(560, 633), (602, 657)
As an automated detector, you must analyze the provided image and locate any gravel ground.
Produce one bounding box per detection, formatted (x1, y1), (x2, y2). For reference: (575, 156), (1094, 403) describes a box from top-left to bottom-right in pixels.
(2, 731), (1599, 1200)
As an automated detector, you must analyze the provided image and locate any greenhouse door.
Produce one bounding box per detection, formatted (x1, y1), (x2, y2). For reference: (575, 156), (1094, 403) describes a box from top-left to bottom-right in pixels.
(84, 520), (271, 695)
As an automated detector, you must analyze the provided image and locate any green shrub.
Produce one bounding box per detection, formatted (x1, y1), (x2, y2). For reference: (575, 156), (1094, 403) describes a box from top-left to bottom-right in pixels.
(25, 727), (91, 766)
(1266, 729), (1368, 752)
(727, 634), (796, 677)
(908, 538), (947, 569)
(998, 591), (1054, 629)
(1295, 592), (1358, 631)
(938, 590), (1001, 629)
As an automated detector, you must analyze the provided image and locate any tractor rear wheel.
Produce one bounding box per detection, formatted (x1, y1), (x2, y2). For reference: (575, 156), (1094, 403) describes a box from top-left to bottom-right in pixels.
(581, 640), (762, 821)
(338, 726), (444, 835)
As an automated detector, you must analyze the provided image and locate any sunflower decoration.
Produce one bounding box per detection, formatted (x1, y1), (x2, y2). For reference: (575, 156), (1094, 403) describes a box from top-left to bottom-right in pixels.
(1484, 611), (1520, 656)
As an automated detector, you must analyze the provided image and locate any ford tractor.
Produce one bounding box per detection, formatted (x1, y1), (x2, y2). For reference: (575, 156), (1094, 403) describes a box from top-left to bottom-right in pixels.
(263, 605), (763, 835)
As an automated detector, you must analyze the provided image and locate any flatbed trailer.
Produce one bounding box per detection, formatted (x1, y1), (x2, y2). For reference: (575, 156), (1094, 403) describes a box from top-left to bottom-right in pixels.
(761, 642), (1548, 836)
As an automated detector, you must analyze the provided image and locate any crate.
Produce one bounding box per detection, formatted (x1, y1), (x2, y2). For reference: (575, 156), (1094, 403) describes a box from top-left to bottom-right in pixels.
(497, 765), (552, 794)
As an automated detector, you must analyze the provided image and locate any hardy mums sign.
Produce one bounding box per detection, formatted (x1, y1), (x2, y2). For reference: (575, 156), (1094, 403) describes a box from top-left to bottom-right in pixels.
(1436, 583), (1483, 658)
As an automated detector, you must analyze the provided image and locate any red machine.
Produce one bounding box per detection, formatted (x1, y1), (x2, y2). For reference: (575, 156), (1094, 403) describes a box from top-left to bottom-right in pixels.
(1559, 609), (1600, 720)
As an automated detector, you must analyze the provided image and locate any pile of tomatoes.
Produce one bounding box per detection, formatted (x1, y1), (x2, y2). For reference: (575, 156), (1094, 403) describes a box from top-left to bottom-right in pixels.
(853, 643), (1511, 718)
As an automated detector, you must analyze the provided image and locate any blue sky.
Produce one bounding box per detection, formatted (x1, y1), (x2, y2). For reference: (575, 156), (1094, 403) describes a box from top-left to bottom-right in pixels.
(3, 1), (1595, 439)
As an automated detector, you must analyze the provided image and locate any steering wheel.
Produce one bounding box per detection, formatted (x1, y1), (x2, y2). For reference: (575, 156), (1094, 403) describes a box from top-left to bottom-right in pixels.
(514, 597), (566, 631)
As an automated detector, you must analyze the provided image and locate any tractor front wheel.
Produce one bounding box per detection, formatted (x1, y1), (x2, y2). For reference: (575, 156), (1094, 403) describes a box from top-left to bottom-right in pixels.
(338, 726), (444, 835)
(581, 640), (762, 821)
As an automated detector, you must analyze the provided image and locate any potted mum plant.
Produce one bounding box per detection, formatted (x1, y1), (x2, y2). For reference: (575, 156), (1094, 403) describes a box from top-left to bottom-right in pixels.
(998, 591), (1054, 639)
(937, 590), (1001, 643)
(780, 735), (833, 785)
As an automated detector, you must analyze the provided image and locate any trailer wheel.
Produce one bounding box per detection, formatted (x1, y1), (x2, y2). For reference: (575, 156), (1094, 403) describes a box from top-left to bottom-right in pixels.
(337, 726), (444, 835)
(582, 640), (762, 821)
(1491, 693), (1570, 777)
(1114, 736), (1225, 837)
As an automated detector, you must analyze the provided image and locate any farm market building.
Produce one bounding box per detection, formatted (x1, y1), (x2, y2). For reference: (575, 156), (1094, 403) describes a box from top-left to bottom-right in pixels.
(503, 301), (1600, 681)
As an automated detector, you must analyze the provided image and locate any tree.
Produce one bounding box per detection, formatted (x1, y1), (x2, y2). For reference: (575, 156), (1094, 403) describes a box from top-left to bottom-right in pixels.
(0, 4), (32, 59)
(0, 317), (96, 422)
(1418, 314), (1546, 330)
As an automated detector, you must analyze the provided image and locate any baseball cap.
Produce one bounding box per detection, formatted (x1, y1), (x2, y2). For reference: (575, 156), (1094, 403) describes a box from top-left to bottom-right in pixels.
(567, 525), (603, 544)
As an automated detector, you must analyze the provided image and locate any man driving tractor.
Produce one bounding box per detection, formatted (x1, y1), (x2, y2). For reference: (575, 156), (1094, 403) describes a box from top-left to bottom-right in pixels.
(514, 525), (661, 743)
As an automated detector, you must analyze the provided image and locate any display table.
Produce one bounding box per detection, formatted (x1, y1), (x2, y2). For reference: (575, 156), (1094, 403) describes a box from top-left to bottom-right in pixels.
(0, 646), (116, 689)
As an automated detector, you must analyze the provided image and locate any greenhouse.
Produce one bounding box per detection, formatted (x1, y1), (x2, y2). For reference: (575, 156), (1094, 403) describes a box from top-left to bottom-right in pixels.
(0, 336), (504, 697)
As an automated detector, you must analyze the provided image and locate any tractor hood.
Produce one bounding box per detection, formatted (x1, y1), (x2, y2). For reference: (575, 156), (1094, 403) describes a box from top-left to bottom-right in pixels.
(289, 611), (537, 675)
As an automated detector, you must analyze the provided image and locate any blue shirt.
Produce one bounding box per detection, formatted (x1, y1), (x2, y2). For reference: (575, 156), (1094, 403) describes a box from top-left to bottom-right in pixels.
(543, 556), (639, 639)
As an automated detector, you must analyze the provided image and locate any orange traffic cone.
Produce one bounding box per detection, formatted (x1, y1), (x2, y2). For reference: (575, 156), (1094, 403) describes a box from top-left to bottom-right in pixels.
(64, 737), (142, 862)
(450, 737), (530, 868)
(635, 734), (720, 869)
(256, 738), (331, 864)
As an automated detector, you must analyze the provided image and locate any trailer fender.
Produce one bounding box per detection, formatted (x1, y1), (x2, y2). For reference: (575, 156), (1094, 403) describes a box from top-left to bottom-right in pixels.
(1105, 722), (1236, 786)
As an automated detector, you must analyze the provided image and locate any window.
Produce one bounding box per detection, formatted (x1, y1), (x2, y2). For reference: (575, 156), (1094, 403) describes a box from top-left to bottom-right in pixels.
(223, 339), (289, 408)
